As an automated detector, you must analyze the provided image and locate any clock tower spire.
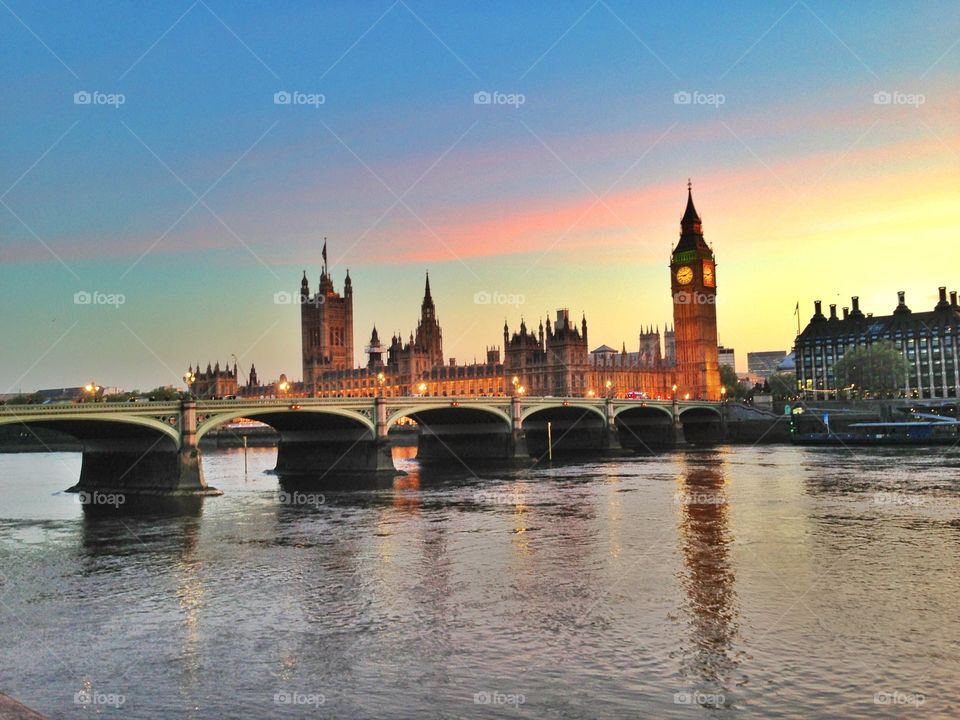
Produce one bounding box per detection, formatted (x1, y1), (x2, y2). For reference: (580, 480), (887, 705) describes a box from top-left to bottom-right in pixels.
(669, 181), (720, 400)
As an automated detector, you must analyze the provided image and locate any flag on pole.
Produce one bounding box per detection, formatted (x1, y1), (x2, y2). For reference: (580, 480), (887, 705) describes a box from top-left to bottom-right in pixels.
(322, 238), (328, 269)
(794, 301), (799, 315)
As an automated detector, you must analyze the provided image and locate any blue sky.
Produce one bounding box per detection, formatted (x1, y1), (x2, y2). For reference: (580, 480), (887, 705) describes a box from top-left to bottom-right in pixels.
(1, 0), (958, 389)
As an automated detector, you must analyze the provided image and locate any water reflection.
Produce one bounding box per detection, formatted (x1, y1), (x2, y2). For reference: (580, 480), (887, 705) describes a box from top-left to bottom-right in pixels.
(675, 452), (740, 705)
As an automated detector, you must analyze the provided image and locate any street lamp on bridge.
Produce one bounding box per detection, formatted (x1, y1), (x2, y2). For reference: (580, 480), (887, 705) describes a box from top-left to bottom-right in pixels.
(182, 370), (196, 399)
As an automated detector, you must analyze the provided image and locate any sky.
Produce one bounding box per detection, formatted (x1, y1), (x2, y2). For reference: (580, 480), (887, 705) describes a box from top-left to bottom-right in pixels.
(1, 0), (958, 390)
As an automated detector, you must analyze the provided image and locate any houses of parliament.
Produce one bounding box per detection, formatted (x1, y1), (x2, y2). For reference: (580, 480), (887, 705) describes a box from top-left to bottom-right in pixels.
(296, 185), (721, 401)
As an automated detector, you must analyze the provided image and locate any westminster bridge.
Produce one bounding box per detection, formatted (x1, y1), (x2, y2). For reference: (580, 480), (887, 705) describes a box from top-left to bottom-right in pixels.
(0, 396), (724, 495)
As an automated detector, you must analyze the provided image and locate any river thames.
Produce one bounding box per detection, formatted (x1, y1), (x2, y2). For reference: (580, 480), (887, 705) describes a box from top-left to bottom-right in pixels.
(1, 444), (957, 718)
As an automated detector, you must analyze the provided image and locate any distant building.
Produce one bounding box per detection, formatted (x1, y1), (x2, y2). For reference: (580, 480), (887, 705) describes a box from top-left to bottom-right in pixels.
(190, 361), (239, 399)
(795, 288), (960, 398)
(747, 350), (787, 378)
(718, 346), (736, 370)
(776, 352), (795, 373)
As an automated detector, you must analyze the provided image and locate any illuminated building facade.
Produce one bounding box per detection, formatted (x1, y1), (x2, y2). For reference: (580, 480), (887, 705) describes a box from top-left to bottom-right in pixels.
(303, 187), (721, 399)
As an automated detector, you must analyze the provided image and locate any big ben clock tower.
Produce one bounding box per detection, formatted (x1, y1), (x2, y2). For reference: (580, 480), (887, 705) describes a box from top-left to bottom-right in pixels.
(670, 181), (721, 400)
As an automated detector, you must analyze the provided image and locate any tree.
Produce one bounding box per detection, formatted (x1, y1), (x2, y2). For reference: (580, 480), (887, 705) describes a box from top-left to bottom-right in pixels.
(3, 393), (44, 405)
(104, 392), (138, 403)
(719, 364), (745, 399)
(147, 386), (182, 402)
(768, 372), (797, 400)
(832, 340), (908, 397)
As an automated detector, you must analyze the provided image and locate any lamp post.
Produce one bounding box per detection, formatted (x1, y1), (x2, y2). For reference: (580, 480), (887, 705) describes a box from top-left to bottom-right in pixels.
(720, 386), (727, 403)
(605, 379), (613, 399)
(377, 372), (386, 398)
(182, 371), (195, 399)
(511, 376), (520, 397)
(83, 382), (102, 403)
(417, 382), (427, 397)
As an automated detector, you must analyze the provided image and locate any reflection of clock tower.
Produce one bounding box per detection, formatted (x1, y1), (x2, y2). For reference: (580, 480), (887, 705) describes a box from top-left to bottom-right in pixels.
(669, 182), (720, 400)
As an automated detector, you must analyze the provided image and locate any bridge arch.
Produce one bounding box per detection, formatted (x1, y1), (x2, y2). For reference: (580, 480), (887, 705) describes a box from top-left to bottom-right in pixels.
(387, 403), (512, 429)
(195, 406), (376, 442)
(0, 412), (182, 447)
(612, 403), (674, 422)
(678, 405), (723, 420)
(520, 402), (607, 425)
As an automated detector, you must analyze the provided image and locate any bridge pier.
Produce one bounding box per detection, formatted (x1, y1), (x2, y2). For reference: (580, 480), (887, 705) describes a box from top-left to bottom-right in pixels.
(668, 398), (688, 447)
(602, 397), (625, 453)
(273, 396), (396, 477)
(64, 401), (220, 497)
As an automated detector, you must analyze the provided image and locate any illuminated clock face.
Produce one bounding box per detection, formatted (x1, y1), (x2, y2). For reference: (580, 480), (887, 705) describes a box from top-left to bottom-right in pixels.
(702, 261), (715, 288)
(675, 265), (694, 285)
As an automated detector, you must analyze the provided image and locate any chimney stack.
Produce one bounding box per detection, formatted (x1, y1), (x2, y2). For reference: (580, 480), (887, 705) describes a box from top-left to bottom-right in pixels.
(897, 291), (906, 306)
(951, 291), (958, 308)
(936, 286), (950, 310)
(852, 296), (860, 312)
(814, 300), (823, 316)
(842, 307), (849, 320)
(829, 304), (838, 320)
